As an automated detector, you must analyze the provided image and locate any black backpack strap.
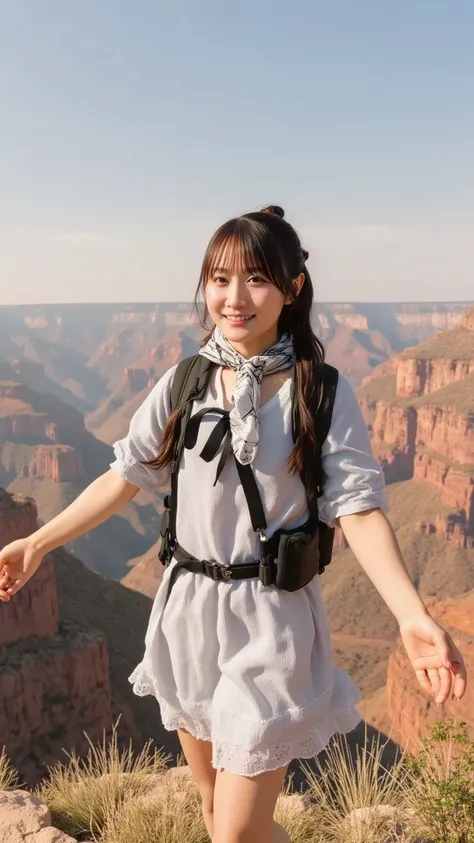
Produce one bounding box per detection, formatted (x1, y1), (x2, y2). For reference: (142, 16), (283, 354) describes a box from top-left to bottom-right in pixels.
(171, 354), (216, 412)
(291, 362), (339, 574)
(163, 355), (215, 559)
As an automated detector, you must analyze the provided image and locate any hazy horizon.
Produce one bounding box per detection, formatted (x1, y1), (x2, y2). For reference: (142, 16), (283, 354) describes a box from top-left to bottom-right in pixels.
(1, 1), (473, 305)
(2, 298), (473, 311)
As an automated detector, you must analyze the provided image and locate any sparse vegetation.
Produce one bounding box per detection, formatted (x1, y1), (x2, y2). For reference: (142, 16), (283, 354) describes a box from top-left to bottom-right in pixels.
(37, 723), (170, 841)
(102, 770), (209, 843)
(406, 720), (474, 843)
(302, 727), (409, 843)
(0, 746), (20, 791)
(399, 327), (474, 360)
(2, 719), (474, 842)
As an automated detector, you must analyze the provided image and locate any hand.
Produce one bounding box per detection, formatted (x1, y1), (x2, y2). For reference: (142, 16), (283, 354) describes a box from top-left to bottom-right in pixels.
(399, 614), (467, 705)
(0, 538), (44, 602)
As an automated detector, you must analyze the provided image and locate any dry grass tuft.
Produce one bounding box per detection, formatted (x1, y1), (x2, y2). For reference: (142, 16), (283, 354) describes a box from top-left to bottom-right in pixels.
(274, 774), (321, 842)
(0, 747), (20, 791)
(37, 723), (170, 841)
(102, 769), (209, 843)
(301, 728), (409, 843)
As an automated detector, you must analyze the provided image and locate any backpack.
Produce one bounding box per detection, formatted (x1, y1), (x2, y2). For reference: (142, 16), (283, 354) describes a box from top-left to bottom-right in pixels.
(160, 355), (339, 576)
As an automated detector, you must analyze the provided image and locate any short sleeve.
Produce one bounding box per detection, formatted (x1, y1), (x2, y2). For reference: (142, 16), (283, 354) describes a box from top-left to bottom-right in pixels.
(109, 364), (177, 492)
(317, 374), (389, 526)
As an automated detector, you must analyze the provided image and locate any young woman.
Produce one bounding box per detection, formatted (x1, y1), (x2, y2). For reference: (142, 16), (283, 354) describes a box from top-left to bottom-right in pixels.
(0, 206), (467, 843)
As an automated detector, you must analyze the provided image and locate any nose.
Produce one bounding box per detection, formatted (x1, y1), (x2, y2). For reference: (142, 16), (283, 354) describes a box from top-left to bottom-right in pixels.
(225, 279), (248, 309)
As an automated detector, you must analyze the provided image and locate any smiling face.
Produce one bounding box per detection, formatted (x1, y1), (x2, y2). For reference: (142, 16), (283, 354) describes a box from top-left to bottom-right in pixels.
(205, 265), (292, 357)
(200, 223), (305, 358)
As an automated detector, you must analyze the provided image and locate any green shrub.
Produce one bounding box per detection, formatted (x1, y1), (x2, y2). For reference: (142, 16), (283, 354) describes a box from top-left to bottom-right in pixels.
(406, 720), (474, 843)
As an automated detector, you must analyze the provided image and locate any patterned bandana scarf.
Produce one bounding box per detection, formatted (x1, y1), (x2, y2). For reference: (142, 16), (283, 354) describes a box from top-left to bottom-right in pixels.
(199, 328), (296, 465)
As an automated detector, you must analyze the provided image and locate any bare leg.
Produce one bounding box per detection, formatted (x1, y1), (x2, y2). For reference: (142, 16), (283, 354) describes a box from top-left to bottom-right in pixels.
(177, 728), (216, 840)
(213, 765), (289, 843)
(271, 819), (291, 842)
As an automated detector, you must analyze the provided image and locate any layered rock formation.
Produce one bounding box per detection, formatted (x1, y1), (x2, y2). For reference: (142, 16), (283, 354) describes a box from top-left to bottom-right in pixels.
(0, 486), (184, 784)
(0, 489), (112, 783)
(121, 539), (164, 598)
(88, 330), (200, 444)
(0, 359), (157, 578)
(358, 310), (474, 549)
(0, 369), (89, 486)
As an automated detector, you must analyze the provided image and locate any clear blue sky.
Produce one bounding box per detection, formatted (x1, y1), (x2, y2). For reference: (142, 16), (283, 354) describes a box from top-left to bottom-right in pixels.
(1, 0), (473, 304)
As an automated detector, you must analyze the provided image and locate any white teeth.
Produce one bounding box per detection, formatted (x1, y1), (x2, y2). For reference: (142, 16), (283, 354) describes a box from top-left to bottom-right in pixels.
(226, 316), (253, 321)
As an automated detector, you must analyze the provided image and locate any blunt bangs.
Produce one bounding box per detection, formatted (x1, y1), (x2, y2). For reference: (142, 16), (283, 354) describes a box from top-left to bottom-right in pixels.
(199, 218), (293, 297)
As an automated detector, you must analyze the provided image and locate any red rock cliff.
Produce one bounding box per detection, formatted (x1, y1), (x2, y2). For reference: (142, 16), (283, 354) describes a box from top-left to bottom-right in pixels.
(0, 373), (90, 483)
(386, 593), (474, 746)
(358, 310), (474, 543)
(0, 488), (112, 783)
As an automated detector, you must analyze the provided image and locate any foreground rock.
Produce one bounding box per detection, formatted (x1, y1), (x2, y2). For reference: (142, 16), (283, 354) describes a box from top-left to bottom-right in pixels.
(0, 790), (76, 842)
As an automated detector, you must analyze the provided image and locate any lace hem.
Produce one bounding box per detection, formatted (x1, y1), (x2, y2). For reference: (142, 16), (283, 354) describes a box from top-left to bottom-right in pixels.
(129, 666), (362, 777)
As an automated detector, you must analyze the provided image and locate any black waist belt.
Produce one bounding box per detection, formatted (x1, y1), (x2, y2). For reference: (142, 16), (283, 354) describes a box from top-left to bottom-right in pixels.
(163, 541), (275, 609)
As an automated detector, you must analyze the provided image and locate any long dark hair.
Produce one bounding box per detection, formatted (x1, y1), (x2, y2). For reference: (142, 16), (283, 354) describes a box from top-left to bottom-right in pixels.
(150, 205), (325, 497)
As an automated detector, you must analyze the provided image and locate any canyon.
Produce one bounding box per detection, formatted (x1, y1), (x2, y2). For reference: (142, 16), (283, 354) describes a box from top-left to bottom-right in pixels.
(0, 300), (473, 759)
(0, 486), (181, 784)
(326, 307), (474, 738)
(0, 358), (158, 577)
(0, 489), (111, 783)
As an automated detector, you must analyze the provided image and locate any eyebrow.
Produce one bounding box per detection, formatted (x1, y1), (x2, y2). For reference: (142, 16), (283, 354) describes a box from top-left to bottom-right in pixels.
(211, 266), (263, 275)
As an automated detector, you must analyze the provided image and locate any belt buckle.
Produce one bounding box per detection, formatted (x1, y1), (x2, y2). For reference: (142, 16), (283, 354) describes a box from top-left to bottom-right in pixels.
(201, 560), (212, 577)
(222, 565), (232, 582)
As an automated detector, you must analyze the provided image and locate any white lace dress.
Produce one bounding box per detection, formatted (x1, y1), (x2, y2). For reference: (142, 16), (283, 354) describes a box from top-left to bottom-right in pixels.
(110, 365), (388, 776)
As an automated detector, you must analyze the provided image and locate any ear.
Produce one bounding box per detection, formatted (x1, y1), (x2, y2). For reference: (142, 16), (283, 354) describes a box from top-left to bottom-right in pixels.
(284, 273), (305, 305)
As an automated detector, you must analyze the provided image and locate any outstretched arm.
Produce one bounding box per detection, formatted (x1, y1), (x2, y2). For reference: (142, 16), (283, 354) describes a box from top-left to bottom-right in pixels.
(0, 470), (139, 600)
(339, 507), (467, 704)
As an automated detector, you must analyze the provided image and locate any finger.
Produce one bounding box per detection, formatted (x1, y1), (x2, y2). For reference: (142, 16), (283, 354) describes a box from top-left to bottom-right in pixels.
(0, 573), (13, 589)
(0, 566), (21, 587)
(0, 588), (11, 602)
(415, 669), (433, 696)
(452, 659), (468, 701)
(412, 653), (447, 670)
(435, 667), (453, 705)
(435, 630), (453, 670)
(428, 668), (441, 697)
(6, 579), (22, 596)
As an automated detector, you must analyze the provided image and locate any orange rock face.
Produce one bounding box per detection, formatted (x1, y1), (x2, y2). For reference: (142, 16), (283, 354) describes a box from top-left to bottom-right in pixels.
(0, 373), (89, 483)
(363, 311), (474, 741)
(396, 357), (474, 397)
(386, 593), (474, 746)
(415, 406), (474, 465)
(34, 445), (85, 482)
(359, 309), (474, 546)
(0, 488), (112, 783)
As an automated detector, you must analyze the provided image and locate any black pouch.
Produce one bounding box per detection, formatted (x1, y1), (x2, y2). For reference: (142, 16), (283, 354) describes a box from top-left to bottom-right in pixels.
(274, 529), (320, 592)
(317, 521), (335, 573)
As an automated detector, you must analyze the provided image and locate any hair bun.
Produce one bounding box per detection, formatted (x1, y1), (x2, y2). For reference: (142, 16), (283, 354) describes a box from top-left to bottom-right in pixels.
(260, 205), (285, 219)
